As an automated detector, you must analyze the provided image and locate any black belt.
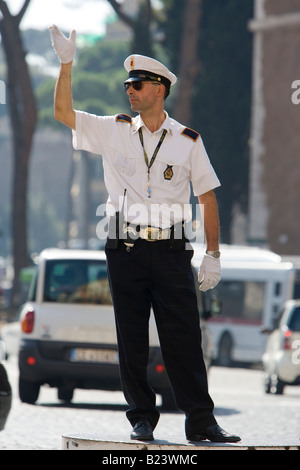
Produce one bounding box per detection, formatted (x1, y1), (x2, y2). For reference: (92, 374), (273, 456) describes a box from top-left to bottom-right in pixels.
(123, 222), (186, 252)
(107, 214), (186, 251)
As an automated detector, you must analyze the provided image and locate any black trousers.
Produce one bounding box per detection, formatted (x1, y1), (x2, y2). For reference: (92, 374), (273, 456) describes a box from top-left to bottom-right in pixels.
(105, 239), (216, 435)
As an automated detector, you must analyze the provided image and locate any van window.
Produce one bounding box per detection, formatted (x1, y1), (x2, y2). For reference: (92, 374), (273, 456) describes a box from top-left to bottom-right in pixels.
(43, 259), (113, 305)
(289, 306), (300, 331)
(212, 280), (265, 323)
(28, 267), (38, 302)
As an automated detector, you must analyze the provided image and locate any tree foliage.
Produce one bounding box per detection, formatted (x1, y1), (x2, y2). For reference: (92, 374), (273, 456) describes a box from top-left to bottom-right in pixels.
(107, 0), (154, 55)
(160, 0), (253, 242)
(193, 0), (253, 242)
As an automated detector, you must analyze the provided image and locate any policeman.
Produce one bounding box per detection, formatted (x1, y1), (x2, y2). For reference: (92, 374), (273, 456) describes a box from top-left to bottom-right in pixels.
(49, 25), (241, 443)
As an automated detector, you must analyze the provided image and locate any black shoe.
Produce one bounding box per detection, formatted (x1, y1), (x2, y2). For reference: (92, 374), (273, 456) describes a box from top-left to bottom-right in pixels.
(187, 424), (241, 443)
(130, 418), (154, 441)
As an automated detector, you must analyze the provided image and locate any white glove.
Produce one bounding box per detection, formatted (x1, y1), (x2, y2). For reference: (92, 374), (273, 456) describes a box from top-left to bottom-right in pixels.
(49, 24), (77, 64)
(198, 254), (221, 292)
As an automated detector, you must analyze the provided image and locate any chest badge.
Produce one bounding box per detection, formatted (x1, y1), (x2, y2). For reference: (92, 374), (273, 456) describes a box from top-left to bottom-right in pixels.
(164, 165), (174, 181)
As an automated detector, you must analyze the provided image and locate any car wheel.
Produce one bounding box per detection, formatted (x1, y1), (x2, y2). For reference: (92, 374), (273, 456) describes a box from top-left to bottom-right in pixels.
(0, 393), (12, 431)
(270, 373), (285, 395)
(0, 363), (12, 431)
(19, 377), (40, 404)
(57, 387), (74, 403)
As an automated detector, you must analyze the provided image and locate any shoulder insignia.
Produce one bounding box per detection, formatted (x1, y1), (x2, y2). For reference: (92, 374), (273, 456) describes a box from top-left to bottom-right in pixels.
(181, 127), (200, 142)
(116, 114), (132, 124)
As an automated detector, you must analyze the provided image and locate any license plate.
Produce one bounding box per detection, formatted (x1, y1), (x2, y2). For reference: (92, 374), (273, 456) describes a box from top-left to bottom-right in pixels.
(70, 348), (118, 363)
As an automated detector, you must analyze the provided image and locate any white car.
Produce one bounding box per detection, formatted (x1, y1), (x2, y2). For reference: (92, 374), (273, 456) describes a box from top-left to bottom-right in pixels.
(18, 248), (215, 409)
(262, 299), (300, 394)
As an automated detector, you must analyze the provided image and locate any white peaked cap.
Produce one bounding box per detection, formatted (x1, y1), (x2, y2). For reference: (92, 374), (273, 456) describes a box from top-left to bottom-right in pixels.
(124, 54), (177, 88)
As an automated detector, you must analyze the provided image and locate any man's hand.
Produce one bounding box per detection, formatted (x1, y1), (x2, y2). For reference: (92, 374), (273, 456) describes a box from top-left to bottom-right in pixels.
(198, 254), (221, 291)
(49, 24), (77, 64)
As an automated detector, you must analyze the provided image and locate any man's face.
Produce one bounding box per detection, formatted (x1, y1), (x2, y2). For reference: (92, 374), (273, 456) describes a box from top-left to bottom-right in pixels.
(124, 81), (162, 113)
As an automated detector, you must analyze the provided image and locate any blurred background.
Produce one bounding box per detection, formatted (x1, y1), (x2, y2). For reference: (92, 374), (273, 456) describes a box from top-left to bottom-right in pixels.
(0, 0), (300, 312)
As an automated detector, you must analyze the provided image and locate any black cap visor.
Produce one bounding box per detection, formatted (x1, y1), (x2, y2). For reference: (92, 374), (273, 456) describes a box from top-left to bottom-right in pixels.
(124, 70), (171, 89)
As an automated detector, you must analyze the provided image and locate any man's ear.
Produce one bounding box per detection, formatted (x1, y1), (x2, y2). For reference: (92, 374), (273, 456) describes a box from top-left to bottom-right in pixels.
(157, 83), (166, 98)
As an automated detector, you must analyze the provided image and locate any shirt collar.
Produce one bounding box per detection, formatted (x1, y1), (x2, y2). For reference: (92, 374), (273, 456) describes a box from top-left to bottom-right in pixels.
(132, 112), (173, 136)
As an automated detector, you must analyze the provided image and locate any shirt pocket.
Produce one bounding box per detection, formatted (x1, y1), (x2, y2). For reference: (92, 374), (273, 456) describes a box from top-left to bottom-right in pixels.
(106, 129), (140, 177)
(115, 153), (137, 177)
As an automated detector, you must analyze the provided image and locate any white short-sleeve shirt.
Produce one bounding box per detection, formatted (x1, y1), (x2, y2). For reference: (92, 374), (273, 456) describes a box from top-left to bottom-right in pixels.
(72, 111), (220, 228)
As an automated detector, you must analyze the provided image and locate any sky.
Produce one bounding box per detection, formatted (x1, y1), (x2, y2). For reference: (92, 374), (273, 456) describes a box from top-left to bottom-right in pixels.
(5, 0), (114, 34)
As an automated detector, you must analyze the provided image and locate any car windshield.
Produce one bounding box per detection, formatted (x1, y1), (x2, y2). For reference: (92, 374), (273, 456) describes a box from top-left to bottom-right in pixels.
(43, 259), (113, 305)
(289, 306), (300, 331)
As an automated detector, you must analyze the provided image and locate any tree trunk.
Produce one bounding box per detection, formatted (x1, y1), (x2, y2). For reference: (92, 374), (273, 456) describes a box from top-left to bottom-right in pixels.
(172, 0), (202, 126)
(0, 0), (37, 308)
(107, 0), (153, 56)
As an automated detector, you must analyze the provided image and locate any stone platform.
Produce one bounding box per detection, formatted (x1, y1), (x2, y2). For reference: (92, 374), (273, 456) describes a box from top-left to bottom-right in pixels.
(62, 433), (300, 451)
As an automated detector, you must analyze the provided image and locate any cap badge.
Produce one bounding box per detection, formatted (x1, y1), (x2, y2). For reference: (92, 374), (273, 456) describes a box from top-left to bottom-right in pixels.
(130, 57), (135, 70)
(164, 165), (173, 180)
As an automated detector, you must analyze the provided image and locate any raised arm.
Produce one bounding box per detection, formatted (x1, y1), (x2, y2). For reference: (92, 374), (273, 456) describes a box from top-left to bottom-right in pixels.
(49, 25), (76, 130)
(54, 62), (76, 129)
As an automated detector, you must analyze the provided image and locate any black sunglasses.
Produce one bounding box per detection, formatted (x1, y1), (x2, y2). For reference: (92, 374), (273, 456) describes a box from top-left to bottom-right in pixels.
(124, 81), (144, 92)
(124, 81), (161, 92)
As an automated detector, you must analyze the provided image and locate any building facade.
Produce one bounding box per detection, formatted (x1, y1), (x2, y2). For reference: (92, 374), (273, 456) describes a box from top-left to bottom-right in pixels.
(248, 0), (300, 254)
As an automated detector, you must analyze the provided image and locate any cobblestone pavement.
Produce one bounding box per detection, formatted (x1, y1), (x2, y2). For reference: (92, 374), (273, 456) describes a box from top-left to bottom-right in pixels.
(0, 356), (299, 450)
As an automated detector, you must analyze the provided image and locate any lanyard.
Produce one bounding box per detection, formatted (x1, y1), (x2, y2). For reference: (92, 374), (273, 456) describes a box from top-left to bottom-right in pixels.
(138, 127), (167, 198)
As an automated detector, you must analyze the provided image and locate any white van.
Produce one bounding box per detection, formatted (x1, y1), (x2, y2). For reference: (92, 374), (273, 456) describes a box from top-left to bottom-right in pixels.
(18, 248), (214, 409)
(192, 244), (295, 366)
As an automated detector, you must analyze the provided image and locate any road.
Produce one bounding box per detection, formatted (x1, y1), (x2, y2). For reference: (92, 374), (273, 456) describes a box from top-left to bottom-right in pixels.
(0, 356), (299, 450)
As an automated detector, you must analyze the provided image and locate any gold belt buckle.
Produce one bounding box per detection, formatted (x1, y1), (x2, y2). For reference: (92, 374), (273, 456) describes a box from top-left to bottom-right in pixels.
(146, 227), (152, 240)
(144, 227), (160, 241)
(146, 227), (155, 240)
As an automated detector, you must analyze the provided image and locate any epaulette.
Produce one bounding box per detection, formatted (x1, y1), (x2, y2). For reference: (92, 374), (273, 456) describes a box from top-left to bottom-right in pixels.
(116, 114), (132, 124)
(181, 127), (200, 142)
